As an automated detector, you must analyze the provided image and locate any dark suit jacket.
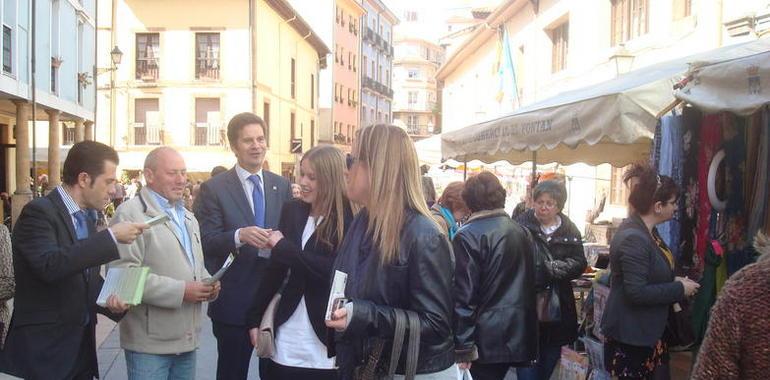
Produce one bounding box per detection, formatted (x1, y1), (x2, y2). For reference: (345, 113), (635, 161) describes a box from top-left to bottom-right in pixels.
(196, 167), (291, 326)
(246, 199), (353, 343)
(4, 190), (121, 379)
(601, 214), (685, 347)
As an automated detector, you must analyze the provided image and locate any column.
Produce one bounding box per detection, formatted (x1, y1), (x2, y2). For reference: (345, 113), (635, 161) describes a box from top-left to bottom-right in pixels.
(84, 120), (94, 141)
(74, 118), (85, 142)
(46, 109), (61, 190)
(11, 100), (32, 227)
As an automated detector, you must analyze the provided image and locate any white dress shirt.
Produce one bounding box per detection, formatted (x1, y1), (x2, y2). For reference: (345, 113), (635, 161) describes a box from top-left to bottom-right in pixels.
(273, 216), (335, 369)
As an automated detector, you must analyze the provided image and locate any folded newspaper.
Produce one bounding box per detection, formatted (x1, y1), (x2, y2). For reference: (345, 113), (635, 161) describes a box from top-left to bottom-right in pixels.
(97, 267), (150, 307)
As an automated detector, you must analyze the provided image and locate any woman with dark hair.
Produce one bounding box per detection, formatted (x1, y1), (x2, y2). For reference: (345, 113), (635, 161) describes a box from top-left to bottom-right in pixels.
(430, 181), (470, 239)
(601, 165), (700, 379)
(453, 171), (537, 380)
(516, 180), (587, 380)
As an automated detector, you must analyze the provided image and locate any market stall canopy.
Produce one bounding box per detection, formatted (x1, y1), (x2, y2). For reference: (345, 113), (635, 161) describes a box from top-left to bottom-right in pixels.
(675, 37), (770, 116)
(442, 38), (770, 166)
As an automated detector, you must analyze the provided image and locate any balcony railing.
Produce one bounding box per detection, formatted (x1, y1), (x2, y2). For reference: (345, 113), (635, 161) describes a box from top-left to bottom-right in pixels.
(194, 123), (225, 146)
(132, 123), (163, 145)
(63, 127), (75, 145)
(196, 59), (220, 80)
(406, 124), (434, 136)
(136, 59), (159, 81)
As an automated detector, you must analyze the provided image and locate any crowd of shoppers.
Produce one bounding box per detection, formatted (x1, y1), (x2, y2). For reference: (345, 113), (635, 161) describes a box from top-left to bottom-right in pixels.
(0, 115), (749, 380)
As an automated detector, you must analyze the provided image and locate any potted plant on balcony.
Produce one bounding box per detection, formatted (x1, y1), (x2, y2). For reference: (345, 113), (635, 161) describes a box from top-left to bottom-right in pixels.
(78, 72), (92, 88)
(51, 56), (64, 68)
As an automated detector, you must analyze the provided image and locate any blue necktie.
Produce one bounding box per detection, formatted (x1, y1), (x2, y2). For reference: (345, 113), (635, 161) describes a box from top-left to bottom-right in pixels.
(248, 175), (265, 228)
(74, 210), (89, 240)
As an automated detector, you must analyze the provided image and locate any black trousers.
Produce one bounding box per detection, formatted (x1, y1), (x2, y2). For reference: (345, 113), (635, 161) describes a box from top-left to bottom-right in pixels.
(69, 330), (97, 380)
(262, 359), (339, 380)
(212, 321), (262, 380)
(469, 362), (511, 380)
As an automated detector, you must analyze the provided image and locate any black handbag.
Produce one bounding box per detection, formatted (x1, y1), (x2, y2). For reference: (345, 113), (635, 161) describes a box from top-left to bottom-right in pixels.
(666, 300), (695, 350)
(536, 285), (562, 323)
(354, 308), (421, 380)
(532, 235), (562, 323)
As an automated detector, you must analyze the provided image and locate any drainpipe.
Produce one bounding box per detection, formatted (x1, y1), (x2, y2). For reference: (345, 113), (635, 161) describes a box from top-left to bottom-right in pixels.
(31, 0), (37, 192)
(109, 0), (117, 146)
(250, 0), (256, 113)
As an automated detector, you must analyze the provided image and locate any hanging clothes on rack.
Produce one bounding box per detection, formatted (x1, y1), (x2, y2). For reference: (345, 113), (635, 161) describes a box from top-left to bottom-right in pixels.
(656, 113), (685, 260)
(694, 114), (723, 275)
(679, 107), (703, 277)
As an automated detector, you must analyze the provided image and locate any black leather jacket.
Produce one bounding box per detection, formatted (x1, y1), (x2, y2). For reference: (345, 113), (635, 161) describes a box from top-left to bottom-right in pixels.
(517, 209), (587, 346)
(332, 209), (455, 378)
(453, 209), (538, 365)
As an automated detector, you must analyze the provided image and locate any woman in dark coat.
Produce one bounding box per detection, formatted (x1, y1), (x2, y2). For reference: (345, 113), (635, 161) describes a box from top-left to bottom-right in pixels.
(516, 180), (587, 380)
(601, 166), (700, 380)
(326, 124), (456, 379)
(454, 171), (537, 380)
(246, 145), (352, 379)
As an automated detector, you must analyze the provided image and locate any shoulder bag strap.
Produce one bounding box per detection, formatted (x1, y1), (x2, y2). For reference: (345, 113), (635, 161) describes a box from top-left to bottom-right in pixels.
(404, 310), (421, 380)
(387, 309), (407, 379)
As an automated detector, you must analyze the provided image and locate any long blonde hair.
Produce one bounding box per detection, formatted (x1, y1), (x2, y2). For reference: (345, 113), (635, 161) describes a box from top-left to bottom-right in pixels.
(302, 145), (350, 250)
(352, 124), (435, 264)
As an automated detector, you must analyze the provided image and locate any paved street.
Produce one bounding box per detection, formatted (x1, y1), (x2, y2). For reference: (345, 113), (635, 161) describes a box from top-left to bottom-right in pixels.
(97, 305), (260, 380)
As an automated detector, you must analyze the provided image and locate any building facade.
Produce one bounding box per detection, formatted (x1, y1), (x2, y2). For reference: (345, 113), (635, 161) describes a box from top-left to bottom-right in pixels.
(359, 0), (397, 128)
(392, 36), (444, 139)
(435, 0), (770, 231)
(1, 0), (97, 225)
(96, 0), (328, 179)
(289, 0), (364, 151)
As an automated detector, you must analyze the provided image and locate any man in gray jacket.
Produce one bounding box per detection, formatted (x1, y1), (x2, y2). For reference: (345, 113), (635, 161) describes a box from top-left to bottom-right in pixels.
(109, 147), (221, 379)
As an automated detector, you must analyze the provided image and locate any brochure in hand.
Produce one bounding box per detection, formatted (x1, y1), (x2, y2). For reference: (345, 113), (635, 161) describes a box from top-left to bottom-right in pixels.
(97, 267), (150, 307)
(203, 253), (236, 284)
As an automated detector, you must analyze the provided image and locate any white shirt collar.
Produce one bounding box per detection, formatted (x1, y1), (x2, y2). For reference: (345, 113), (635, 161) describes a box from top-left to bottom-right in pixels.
(235, 164), (263, 184)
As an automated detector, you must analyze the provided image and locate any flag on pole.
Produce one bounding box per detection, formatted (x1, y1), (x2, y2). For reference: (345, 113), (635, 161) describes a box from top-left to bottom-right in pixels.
(494, 26), (519, 108)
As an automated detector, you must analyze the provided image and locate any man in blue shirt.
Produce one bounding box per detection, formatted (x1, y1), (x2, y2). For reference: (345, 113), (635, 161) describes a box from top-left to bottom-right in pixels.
(110, 147), (220, 379)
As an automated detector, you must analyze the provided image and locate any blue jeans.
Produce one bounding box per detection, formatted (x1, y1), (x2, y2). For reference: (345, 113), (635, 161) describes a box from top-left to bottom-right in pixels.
(516, 344), (562, 380)
(125, 350), (196, 380)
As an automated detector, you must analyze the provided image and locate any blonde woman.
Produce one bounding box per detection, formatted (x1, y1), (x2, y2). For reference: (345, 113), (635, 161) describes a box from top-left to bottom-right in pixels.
(326, 124), (456, 379)
(247, 145), (353, 379)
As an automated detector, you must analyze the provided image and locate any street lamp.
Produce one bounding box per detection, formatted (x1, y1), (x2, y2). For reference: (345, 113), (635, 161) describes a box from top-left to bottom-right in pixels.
(98, 45), (123, 74)
(110, 46), (123, 67)
(610, 44), (634, 76)
(96, 45), (123, 146)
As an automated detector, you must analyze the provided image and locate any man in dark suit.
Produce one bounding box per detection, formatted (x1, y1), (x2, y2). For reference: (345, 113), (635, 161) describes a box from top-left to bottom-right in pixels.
(196, 112), (291, 379)
(4, 141), (147, 380)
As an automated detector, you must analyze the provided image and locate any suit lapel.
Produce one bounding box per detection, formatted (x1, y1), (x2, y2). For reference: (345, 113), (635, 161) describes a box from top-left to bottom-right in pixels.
(225, 169), (256, 225)
(48, 190), (78, 242)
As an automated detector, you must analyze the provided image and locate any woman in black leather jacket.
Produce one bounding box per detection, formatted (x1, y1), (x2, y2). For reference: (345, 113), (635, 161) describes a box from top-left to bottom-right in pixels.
(326, 124), (456, 379)
(516, 180), (587, 380)
(453, 171), (537, 380)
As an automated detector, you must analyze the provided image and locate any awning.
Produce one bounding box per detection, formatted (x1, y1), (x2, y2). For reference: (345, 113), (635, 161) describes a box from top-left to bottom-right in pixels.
(442, 38), (770, 166)
(675, 38), (770, 116)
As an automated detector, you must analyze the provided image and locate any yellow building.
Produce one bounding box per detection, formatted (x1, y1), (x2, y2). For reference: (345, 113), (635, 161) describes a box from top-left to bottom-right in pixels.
(96, 0), (329, 180)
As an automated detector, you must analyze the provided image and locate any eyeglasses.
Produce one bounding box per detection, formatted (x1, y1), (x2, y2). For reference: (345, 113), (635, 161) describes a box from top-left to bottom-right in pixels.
(346, 154), (358, 170)
(535, 200), (557, 209)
